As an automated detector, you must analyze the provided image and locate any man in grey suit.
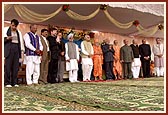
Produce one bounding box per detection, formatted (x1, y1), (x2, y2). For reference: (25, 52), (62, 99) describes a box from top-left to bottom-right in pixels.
(120, 39), (134, 79)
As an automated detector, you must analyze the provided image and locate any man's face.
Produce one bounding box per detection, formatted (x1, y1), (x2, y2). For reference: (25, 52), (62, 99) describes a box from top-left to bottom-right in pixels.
(30, 25), (37, 34)
(105, 39), (110, 44)
(142, 39), (146, 44)
(114, 40), (118, 45)
(124, 39), (128, 45)
(42, 31), (48, 38)
(156, 38), (161, 44)
(10, 22), (17, 31)
(69, 37), (74, 42)
(57, 33), (62, 39)
(51, 30), (57, 37)
(133, 39), (137, 44)
(85, 35), (90, 41)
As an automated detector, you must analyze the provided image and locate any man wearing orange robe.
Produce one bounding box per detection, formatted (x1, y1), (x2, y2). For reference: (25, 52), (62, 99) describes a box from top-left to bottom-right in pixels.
(113, 40), (122, 79)
(92, 38), (103, 80)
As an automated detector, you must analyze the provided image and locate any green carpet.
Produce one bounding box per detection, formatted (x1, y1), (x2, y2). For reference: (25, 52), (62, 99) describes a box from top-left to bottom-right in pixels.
(4, 77), (165, 111)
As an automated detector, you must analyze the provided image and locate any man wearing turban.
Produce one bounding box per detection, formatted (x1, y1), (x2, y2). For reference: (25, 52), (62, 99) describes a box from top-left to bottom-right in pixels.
(65, 33), (80, 82)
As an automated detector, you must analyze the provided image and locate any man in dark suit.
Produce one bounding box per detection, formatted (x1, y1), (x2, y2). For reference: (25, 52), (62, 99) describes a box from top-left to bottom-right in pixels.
(139, 39), (151, 78)
(102, 39), (115, 80)
(4, 19), (25, 87)
(47, 28), (61, 83)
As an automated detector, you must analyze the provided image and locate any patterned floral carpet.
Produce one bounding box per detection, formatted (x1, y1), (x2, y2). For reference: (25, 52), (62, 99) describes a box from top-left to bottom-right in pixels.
(3, 77), (165, 112)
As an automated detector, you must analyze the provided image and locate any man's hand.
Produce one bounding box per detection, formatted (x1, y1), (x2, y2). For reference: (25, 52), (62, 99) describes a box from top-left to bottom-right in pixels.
(109, 45), (112, 49)
(120, 60), (124, 63)
(66, 59), (70, 62)
(88, 54), (93, 58)
(144, 56), (150, 60)
(35, 50), (41, 55)
(61, 52), (65, 56)
(19, 52), (24, 63)
(157, 54), (163, 58)
(7, 36), (13, 40)
(56, 36), (60, 43)
(40, 50), (43, 56)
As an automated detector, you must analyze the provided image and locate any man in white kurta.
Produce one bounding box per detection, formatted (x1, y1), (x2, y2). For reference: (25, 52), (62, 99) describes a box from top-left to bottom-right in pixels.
(152, 38), (164, 77)
(23, 24), (43, 85)
(81, 35), (94, 81)
(130, 39), (141, 79)
(65, 33), (79, 82)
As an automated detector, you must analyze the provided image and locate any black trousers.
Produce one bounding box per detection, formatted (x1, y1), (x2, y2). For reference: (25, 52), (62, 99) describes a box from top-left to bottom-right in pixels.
(104, 61), (115, 80)
(141, 60), (150, 77)
(5, 43), (19, 86)
(47, 59), (58, 83)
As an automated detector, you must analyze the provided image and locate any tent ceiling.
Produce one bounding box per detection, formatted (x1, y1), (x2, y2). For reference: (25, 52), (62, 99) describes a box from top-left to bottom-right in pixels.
(4, 4), (164, 37)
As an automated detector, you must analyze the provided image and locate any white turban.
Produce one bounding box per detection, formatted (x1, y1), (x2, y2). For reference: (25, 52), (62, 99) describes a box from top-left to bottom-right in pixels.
(67, 33), (74, 39)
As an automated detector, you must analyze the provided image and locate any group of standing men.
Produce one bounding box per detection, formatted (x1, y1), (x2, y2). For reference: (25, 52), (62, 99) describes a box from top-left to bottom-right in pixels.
(4, 19), (164, 87)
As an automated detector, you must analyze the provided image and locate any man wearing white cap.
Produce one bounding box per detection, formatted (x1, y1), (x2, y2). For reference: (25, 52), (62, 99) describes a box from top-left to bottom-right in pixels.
(81, 34), (94, 81)
(65, 33), (79, 82)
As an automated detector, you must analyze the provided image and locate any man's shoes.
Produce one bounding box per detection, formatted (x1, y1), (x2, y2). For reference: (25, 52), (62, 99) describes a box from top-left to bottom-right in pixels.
(5, 85), (12, 88)
(33, 83), (39, 86)
(14, 84), (19, 87)
(27, 84), (33, 86)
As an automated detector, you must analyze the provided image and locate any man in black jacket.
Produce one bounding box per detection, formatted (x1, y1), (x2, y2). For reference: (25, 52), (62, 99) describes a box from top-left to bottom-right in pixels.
(47, 28), (60, 83)
(139, 39), (151, 78)
(101, 39), (115, 80)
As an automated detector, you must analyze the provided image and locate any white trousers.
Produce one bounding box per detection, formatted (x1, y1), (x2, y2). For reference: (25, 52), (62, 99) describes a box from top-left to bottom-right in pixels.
(131, 58), (141, 78)
(26, 61), (40, 85)
(82, 64), (93, 81)
(155, 67), (164, 76)
(69, 69), (78, 82)
(131, 66), (140, 78)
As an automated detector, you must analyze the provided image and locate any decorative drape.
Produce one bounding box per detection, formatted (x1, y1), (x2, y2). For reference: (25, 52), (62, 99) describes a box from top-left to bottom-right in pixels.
(13, 4), (62, 23)
(103, 10), (133, 29)
(4, 4), (163, 37)
(4, 4), (12, 13)
(136, 25), (160, 36)
(66, 8), (100, 21)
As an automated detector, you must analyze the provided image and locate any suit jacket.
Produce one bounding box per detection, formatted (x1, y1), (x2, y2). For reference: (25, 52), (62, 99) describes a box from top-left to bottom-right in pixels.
(120, 45), (134, 62)
(47, 36), (61, 60)
(139, 44), (151, 61)
(40, 36), (50, 61)
(102, 43), (115, 62)
(4, 27), (24, 58)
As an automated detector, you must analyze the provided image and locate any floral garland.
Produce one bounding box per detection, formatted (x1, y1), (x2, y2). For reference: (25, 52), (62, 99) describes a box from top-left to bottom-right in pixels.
(133, 20), (140, 27)
(62, 5), (70, 12)
(158, 24), (164, 30)
(100, 4), (107, 10)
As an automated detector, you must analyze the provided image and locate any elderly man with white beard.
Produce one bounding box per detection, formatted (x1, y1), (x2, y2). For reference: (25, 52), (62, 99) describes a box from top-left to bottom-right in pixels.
(65, 33), (80, 82)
